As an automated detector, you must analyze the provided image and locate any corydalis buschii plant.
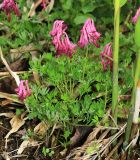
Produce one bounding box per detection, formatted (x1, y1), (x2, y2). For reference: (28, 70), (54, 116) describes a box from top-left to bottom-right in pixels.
(0, 0), (20, 21)
(78, 18), (101, 48)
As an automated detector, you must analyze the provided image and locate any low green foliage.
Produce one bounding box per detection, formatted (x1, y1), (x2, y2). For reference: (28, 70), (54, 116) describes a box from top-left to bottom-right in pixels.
(42, 147), (54, 157)
(26, 52), (112, 127)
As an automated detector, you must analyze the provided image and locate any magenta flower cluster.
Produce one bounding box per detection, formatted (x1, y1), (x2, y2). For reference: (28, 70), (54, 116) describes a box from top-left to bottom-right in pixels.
(50, 18), (101, 58)
(78, 18), (101, 48)
(50, 20), (77, 58)
(50, 20), (76, 58)
(0, 0), (47, 21)
(0, 0), (20, 21)
(15, 80), (31, 101)
(50, 18), (112, 71)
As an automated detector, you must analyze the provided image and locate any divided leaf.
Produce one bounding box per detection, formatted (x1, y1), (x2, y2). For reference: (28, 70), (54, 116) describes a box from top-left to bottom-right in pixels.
(120, 0), (127, 7)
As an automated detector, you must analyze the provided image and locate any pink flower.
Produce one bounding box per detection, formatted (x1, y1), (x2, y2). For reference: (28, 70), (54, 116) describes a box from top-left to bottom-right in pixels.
(50, 20), (67, 37)
(15, 80), (31, 101)
(0, 0), (20, 21)
(50, 20), (76, 58)
(78, 18), (101, 48)
(100, 42), (113, 71)
(52, 32), (77, 58)
(41, 0), (46, 10)
(132, 7), (140, 24)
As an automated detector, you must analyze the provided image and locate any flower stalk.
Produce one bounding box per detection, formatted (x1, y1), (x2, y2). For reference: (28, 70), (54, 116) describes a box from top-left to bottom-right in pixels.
(124, 49), (140, 147)
(112, 0), (120, 123)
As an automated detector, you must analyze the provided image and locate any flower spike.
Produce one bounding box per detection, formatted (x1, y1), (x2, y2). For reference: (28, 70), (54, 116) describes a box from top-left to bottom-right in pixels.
(50, 20), (76, 58)
(132, 7), (140, 24)
(0, 0), (20, 21)
(100, 42), (113, 71)
(15, 80), (31, 101)
(78, 18), (101, 48)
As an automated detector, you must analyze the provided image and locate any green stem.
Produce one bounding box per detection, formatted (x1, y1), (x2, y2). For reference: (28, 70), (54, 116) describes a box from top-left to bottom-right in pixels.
(112, 0), (120, 123)
(124, 49), (140, 146)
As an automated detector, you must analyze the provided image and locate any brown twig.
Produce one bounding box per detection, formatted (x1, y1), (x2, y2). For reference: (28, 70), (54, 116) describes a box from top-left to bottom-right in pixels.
(0, 71), (31, 76)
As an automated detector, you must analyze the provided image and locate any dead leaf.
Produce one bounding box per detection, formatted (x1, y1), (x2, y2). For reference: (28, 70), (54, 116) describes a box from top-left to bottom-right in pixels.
(0, 71), (30, 77)
(28, 0), (42, 17)
(0, 99), (13, 106)
(70, 126), (92, 147)
(10, 41), (46, 56)
(0, 112), (14, 118)
(17, 139), (38, 154)
(34, 121), (49, 136)
(2, 152), (11, 160)
(5, 115), (26, 139)
(28, 0), (54, 17)
(0, 92), (23, 104)
(50, 123), (61, 136)
(70, 128), (81, 145)
(45, 0), (54, 13)
(51, 135), (57, 148)
(60, 148), (67, 157)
